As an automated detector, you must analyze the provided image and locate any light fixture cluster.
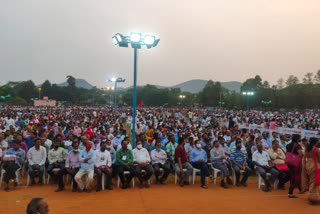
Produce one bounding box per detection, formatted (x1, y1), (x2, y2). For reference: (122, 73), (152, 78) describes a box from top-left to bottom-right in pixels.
(112, 33), (160, 49)
(242, 92), (254, 96)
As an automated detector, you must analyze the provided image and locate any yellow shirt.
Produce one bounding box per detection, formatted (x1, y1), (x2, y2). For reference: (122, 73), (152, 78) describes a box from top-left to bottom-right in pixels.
(267, 148), (286, 164)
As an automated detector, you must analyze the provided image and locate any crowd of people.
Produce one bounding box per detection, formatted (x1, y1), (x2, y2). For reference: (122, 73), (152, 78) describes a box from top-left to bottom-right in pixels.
(0, 106), (319, 204)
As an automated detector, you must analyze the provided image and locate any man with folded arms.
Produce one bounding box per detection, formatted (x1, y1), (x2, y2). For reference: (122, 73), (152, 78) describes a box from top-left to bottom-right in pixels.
(94, 140), (112, 191)
(190, 140), (210, 189)
(75, 141), (94, 193)
(27, 138), (47, 185)
(133, 140), (153, 188)
(151, 141), (170, 184)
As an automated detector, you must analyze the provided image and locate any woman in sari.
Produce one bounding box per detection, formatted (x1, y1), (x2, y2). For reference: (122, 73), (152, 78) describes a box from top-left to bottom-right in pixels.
(286, 134), (304, 198)
(302, 137), (320, 204)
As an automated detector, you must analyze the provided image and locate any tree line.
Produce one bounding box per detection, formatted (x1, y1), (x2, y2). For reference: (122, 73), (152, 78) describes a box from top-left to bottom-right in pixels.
(1, 71), (320, 110)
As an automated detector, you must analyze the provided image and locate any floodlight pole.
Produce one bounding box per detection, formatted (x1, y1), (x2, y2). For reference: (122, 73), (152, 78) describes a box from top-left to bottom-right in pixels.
(132, 47), (138, 148)
(246, 96), (250, 112)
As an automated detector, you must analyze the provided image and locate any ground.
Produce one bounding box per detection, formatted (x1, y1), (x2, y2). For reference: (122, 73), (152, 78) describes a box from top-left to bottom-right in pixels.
(1, 176), (318, 214)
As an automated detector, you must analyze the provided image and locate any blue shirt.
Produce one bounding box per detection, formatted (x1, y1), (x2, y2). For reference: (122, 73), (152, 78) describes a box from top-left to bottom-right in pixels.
(79, 149), (95, 172)
(189, 148), (207, 162)
(6, 148), (26, 167)
(230, 149), (246, 165)
(23, 137), (36, 149)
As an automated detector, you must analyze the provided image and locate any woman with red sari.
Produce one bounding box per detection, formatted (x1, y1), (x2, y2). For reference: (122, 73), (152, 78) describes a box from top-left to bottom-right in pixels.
(302, 137), (320, 204)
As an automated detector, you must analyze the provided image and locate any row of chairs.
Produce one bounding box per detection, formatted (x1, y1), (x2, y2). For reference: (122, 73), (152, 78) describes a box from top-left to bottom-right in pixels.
(0, 164), (278, 190)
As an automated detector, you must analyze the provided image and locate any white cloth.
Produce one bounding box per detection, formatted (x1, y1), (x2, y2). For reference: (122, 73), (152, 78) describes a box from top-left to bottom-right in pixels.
(27, 146), (47, 166)
(133, 147), (151, 163)
(94, 150), (112, 168)
(151, 149), (167, 165)
(252, 150), (270, 166)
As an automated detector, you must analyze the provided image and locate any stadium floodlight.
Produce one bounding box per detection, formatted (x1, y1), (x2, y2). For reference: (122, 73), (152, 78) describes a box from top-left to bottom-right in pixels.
(130, 33), (142, 43)
(108, 77), (125, 120)
(242, 91), (255, 111)
(144, 35), (155, 45)
(112, 32), (160, 148)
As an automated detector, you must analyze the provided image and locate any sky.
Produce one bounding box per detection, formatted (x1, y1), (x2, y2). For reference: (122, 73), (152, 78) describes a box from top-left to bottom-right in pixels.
(1, 0), (320, 88)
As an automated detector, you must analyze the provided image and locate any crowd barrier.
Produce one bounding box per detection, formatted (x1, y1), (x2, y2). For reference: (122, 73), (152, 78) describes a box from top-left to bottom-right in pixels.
(238, 124), (320, 139)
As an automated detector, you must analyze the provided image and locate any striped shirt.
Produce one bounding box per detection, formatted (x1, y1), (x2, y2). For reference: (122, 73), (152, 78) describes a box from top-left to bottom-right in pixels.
(230, 150), (246, 165)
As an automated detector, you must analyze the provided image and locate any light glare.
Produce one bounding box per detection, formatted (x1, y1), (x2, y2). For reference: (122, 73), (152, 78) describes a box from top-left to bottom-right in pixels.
(130, 33), (141, 42)
(144, 35), (155, 45)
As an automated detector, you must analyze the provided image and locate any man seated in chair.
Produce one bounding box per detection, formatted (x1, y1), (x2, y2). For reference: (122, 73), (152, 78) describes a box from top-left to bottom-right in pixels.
(75, 140), (95, 193)
(133, 140), (153, 188)
(151, 141), (170, 185)
(27, 138), (47, 185)
(230, 139), (251, 187)
(3, 140), (25, 191)
(94, 140), (112, 191)
(175, 137), (193, 187)
(253, 143), (280, 192)
(190, 140), (210, 189)
(116, 140), (135, 189)
(57, 140), (80, 192)
(47, 138), (68, 187)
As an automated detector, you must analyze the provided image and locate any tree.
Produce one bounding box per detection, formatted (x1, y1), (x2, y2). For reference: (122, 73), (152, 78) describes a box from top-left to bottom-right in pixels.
(240, 75), (263, 91)
(66, 76), (76, 88)
(314, 70), (320, 83)
(261, 80), (270, 89)
(277, 78), (284, 89)
(285, 75), (299, 87)
(303, 72), (313, 84)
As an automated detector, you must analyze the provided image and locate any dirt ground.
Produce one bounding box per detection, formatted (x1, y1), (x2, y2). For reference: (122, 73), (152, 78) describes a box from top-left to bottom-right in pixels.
(1, 176), (318, 214)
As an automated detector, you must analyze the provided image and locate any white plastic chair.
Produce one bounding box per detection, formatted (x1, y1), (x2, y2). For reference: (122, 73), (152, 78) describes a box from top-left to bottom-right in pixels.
(47, 168), (63, 184)
(117, 171), (135, 188)
(257, 172), (271, 189)
(192, 168), (209, 184)
(231, 168), (245, 186)
(174, 169), (191, 184)
(27, 168), (46, 186)
(0, 168), (21, 187)
(210, 165), (221, 185)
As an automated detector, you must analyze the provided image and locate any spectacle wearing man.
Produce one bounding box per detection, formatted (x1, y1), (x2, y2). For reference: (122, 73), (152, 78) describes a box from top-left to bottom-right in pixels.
(116, 140), (135, 189)
(94, 140), (112, 191)
(151, 141), (170, 184)
(27, 138), (47, 185)
(175, 137), (193, 187)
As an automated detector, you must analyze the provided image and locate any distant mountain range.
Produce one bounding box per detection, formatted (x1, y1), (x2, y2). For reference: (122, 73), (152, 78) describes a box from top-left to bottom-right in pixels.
(57, 79), (242, 93)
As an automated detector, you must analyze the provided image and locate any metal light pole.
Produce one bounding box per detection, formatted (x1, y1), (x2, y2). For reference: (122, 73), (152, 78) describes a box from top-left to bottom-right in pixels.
(242, 91), (254, 111)
(38, 88), (41, 100)
(109, 77), (125, 121)
(112, 32), (160, 148)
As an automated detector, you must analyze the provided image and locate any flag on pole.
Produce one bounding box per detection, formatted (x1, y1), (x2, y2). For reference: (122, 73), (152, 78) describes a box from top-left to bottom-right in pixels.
(138, 101), (144, 107)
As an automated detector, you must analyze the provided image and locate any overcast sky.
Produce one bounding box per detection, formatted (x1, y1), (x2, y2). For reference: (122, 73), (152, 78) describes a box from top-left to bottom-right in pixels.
(1, 0), (320, 88)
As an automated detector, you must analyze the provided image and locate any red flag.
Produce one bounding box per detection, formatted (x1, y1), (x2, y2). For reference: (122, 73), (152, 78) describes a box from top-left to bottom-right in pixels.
(137, 101), (144, 107)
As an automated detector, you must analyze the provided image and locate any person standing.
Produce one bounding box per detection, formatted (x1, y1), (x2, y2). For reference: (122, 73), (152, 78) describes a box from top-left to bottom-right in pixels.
(74, 141), (94, 192)
(286, 134), (304, 198)
(190, 140), (210, 189)
(175, 137), (193, 187)
(151, 141), (170, 184)
(133, 140), (154, 188)
(27, 138), (47, 185)
(94, 140), (112, 191)
(230, 140), (251, 187)
(302, 137), (320, 204)
(116, 140), (135, 189)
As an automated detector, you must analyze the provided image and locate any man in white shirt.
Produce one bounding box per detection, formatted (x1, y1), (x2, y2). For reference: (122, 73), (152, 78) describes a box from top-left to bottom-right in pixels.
(133, 140), (154, 188)
(94, 140), (112, 191)
(27, 138), (47, 185)
(151, 141), (170, 184)
(252, 143), (280, 192)
(0, 133), (8, 156)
